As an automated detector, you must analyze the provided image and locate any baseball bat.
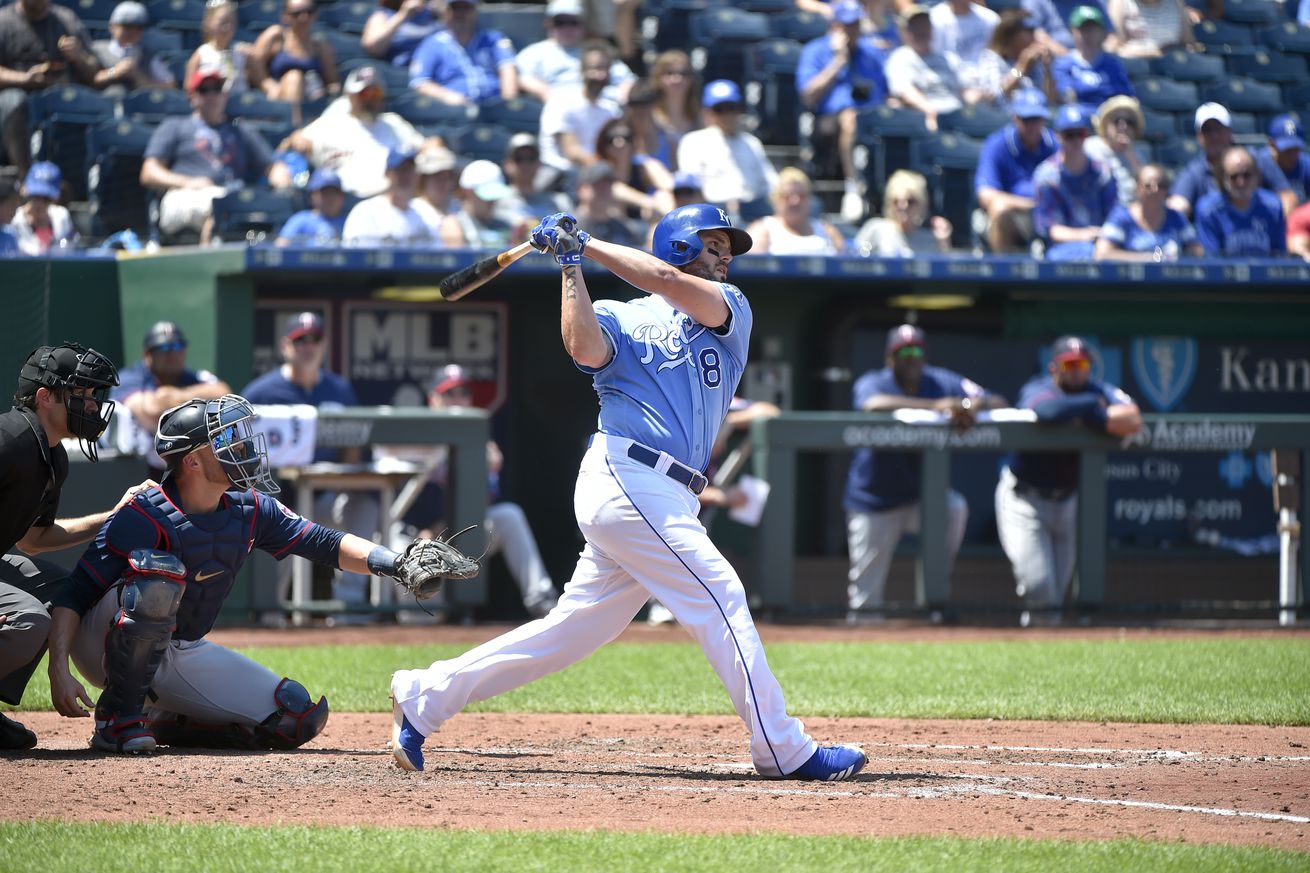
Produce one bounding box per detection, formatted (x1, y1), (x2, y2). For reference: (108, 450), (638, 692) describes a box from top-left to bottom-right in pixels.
(436, 240), (536, 302)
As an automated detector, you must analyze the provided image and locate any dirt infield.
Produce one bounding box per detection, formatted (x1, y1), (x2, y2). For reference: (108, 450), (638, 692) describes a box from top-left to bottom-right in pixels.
(3, 624), (1308, 852)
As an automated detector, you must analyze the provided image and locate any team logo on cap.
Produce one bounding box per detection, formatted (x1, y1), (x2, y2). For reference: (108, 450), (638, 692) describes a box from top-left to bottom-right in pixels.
(1130, 337), (1197, 411)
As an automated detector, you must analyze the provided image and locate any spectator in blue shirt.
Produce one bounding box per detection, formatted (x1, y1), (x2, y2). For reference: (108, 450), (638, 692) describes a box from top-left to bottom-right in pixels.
(362, 0), (441, 68)
(1051, 5), (1133, 117)
(1169, 104), (1293, 219)
(276, 168), (347, 246)
(408, 0), (518, 106)
(797, 0), (888, 222)
(1195, 147), (1287, 258)
(1032, 103), (1118, 260)
(843, 324), (1004, 622)
(1095, 163), (1203, 261)
(975, 88), (1060, 252)
(1257, 114), (1309, 213)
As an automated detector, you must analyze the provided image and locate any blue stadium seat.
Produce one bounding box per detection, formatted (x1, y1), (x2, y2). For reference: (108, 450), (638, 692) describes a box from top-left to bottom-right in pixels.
(1194, 18), (1257, 52)
(340, 57), (410, 93)
(211, 186), (299, 243)
(653, 0), (726, 53)
(67, 0), (122, 27)
(743, 38), (803, 146)
(1154, 137), (1200, 170)
(319, 0), (373, 34)
(1138, 107), (1180, 145)
(1148, 50), (1225, 83)
(1284, 81), (1310, 111)
(1222, 0), (1283, 26)
(243, 0), (283, 30)
(1117, 54), (1153, 81)
(318, 28), (368, 64)
(913, 133), (984, 250)
(478, 3), (548, 51)
(857, 105), (930, 198)
(478, 96), (545, 132)
(226, 90), (296, 125)
(1135, 77), (1199, 113)
(155, 49), (191, 91)
(1204, 77), (1284, 114)
(737, 0), (795, 11)
(27, 85), (118, 200)
(1226, 111), (1260, 135)
(148, 0), (206, 50)
(122, 87), (192, 123)
(140, 27), (184, 57)
(389, 91), (479, 128)
(937, 103), (1010, 140)
(86, 118), (158, 237)
(1225, 49), (1308, 83)
(449, 125), (514, 163)
(767, 10), (828, 43)
(689, 7), (771, 83)
(1260, 22), (1310, 55)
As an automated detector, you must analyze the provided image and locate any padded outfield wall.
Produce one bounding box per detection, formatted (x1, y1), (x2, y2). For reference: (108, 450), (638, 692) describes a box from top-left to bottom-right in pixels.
(6, 248), (1309, 619)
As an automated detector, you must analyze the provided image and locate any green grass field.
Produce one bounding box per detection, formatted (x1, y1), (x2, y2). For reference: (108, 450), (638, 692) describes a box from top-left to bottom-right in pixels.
(6, 636), (1308, 871)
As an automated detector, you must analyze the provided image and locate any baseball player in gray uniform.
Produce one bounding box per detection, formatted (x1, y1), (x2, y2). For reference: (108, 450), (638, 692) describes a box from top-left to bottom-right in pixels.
(995, 336), (1142, 626)
(390, 205), (867, 781)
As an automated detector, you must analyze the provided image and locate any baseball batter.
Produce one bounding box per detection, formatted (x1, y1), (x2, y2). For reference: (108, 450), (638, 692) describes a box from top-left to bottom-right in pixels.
(995, 336), (1142, 626)
(390, 206), (867, 781)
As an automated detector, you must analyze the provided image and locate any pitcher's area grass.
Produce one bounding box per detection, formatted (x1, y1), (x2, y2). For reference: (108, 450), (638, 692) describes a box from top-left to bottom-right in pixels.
(12, 637), (1309, 724)
(2, 822), (1306, 873)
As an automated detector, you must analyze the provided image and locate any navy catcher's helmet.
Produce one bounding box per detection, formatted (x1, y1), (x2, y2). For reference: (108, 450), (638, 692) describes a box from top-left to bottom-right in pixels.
(652, 203), (752, 267)
(156, 394), (280, 493)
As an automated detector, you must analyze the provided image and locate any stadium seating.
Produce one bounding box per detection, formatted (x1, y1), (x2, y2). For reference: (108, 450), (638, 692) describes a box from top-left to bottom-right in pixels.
(341, 57), (411, 94)
(211, 186), (299, 243)
(1154, 137), (1200, 170)
(319, 0), (374, 34)
(1138, 107), (1180, 145)
(147, 0), (206, 51)
(651, 0), (726, 53)
(319, 29), (369, 65)
(478, 96), (545, 133)
(449, 125), (514, 163)
(1136, 78), (1200, 113)
(912, 132), (983, 249)
(1260, 21), (1310, 55)
(389, 92), (479, 129)
(689, 6), (770, 83)
(226, 90), (297, 126)
(767, 9), (828, 43)
(1283, 81), (1310, 110)
(1225, 50), (1308, 84)
(1194, 18), (1257, 53)
(1221, 0), (1284, 26)
(737, 0), (795, 11)
(1148, 50), (1225, 84)
(938, 103), (1011, 140)
(140, 27), (185, 58)
(479, 3), (548, 51)
(1204, 77), (1284, 116)
(122, 87), (192, 123)
(85, 118), (158, 237)
(27, 85), (117, 201)
(857, 105), (930, 200)
(743, 39), (803, 146)
(67, 0), (121, 29)
(1117, 54), (1153, 81)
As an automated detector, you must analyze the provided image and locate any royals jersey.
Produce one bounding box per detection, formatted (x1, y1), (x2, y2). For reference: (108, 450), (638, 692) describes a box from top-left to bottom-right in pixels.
(584, 283), (752, 473)
(1194, 188), (1287, 257)
(56, 481), (344, 640)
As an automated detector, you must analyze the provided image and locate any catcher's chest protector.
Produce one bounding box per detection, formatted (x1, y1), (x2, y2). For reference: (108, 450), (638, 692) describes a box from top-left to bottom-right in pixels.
(139, 488), (257, 641)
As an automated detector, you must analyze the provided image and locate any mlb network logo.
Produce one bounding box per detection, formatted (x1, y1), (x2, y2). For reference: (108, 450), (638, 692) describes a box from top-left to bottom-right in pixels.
(1130, 337), (1197, 412)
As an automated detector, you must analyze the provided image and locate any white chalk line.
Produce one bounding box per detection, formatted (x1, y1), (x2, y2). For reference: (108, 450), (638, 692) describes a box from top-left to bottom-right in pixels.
(881, 742), (1310, 764)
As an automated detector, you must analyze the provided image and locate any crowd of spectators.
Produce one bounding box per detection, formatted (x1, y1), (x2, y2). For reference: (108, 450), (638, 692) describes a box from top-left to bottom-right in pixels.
(0, 0), (1308, 260)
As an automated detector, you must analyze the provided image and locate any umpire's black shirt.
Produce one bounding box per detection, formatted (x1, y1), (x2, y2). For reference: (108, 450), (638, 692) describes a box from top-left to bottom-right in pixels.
(0, 406), (68, 554)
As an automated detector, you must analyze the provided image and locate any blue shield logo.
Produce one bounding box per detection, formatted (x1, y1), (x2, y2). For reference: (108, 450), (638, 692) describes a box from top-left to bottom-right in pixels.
(1131, 337), (1197, 411)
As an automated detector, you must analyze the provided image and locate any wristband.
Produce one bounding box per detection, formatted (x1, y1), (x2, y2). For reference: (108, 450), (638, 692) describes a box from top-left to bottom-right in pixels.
(367, 545), (401, 578)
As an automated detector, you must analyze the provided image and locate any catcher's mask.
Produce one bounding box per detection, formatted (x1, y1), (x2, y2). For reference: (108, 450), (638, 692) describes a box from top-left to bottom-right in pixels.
(15, 343), (119, 462)
(156, 394), (280, 493)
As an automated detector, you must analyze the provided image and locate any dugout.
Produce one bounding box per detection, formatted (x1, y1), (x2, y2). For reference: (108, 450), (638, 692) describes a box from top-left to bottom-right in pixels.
(4, 248), (1308, 622)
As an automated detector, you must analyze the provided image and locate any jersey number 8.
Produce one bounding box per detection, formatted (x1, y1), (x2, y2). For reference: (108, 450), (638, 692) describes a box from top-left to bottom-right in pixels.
(698, 349), (722, 388)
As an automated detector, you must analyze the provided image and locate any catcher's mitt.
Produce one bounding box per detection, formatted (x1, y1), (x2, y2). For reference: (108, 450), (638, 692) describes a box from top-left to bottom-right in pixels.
(393, 532), (481, 600)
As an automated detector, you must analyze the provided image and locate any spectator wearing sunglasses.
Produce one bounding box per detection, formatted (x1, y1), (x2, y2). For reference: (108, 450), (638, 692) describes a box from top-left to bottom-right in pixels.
(1194, 146), (1287, 258)
(249, 0), (340, 121)
(842, 325), (1005, 624)
(408, 0), (518, 106)
(1094, 163), (1202, 261)
(1084, 95), (1145, 205)
(1032, 103), (1117, 260)
(996, 336), (1141, 627)
(516, 0), (634, 104)
(1168, 103), (1293, 220)
(855, 168), (953, 256)
(113, 321), (232, 475)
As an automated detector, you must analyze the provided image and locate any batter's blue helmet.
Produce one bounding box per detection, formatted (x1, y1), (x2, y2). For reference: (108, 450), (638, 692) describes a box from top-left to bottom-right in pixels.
(652, 203), (752, 266)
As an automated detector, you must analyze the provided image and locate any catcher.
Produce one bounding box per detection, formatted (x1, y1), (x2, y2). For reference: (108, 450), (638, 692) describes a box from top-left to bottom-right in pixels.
(45, 394), (478, 753)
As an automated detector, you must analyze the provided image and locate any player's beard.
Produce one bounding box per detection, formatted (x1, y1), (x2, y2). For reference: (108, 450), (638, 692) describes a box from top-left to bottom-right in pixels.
(683, 260), (724, 281)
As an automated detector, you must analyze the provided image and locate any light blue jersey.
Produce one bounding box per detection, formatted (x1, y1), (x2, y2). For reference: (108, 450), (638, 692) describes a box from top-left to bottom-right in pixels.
(582, 283), (751, 473)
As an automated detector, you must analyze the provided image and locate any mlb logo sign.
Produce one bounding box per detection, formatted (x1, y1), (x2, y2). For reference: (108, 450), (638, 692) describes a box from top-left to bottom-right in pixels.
(1131, 337), (1197, 411)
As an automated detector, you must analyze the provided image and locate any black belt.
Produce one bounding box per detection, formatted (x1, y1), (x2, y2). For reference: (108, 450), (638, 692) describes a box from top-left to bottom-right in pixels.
(624, 443), (708, 496)
(1014, 481), (1075, 502)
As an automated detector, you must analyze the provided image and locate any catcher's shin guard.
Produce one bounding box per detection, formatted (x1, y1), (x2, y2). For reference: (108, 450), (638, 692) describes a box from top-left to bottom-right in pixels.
(93, 551), (186, 754)
(149, 679), (328, 750)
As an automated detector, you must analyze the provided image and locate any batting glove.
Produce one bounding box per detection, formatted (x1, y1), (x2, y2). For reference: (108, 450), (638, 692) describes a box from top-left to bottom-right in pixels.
(551, 228), (591, 266)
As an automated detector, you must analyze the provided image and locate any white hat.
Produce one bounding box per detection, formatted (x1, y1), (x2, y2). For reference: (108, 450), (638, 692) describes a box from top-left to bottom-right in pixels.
(546, 0), (583, 16)
(416, 145), (456, 175)
(459, 159), (512, 201)
(1194, 102), (1232, 131)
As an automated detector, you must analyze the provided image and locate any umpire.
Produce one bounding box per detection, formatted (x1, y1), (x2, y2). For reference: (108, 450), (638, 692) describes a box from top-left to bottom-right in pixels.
(995, 336), (1142, 627)
(0, 343), (148, 749)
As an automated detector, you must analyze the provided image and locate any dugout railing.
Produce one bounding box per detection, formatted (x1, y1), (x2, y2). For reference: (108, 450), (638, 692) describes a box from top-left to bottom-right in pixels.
(750, 412), (1310, 619)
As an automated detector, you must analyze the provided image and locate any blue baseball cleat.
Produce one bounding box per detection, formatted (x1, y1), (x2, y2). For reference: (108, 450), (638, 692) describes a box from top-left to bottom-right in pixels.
(788, 744), (867, 781)
(391, 698), (425, 772)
